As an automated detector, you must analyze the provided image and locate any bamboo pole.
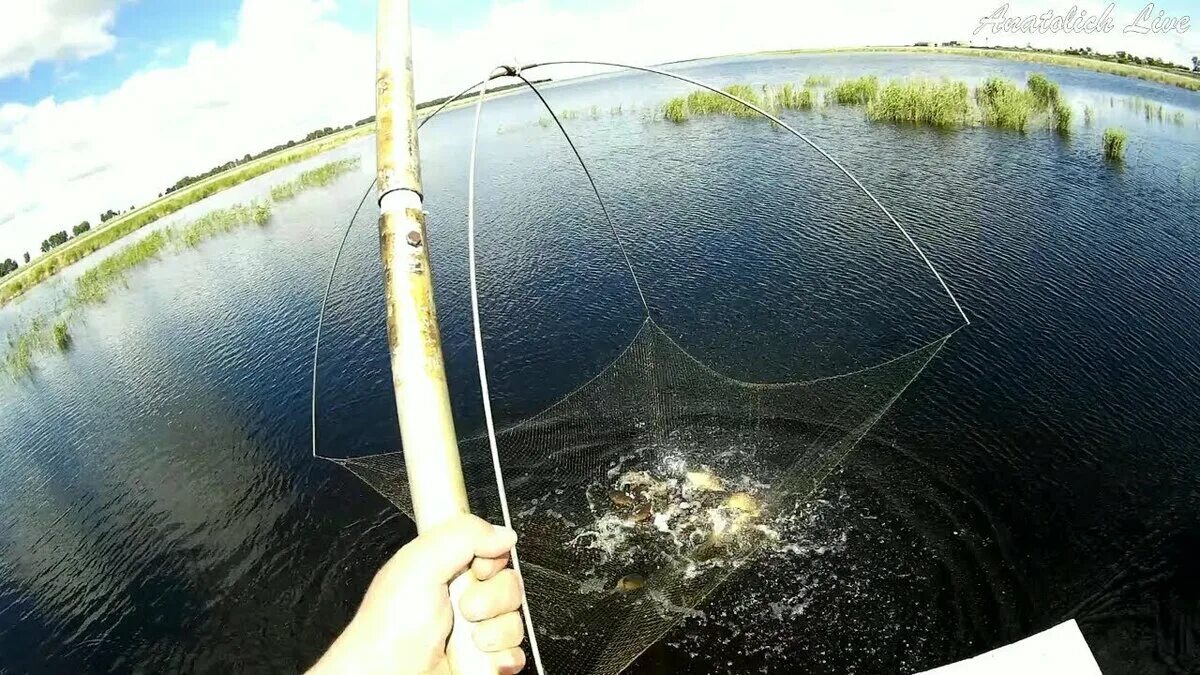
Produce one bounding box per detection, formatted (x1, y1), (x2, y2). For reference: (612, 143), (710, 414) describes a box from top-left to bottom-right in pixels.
(376, 1), (493, 672)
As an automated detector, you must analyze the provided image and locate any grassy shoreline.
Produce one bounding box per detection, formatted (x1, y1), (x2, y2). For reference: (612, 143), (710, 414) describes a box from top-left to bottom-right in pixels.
(1, 79), (540, 306)
(0, 126), (371, 307)
(3, 157), (361, 377)
(755, 46), (1200, 92)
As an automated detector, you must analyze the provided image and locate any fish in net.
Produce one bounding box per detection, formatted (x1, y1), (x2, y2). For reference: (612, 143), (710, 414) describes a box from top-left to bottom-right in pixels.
(314, 62), (968, 674)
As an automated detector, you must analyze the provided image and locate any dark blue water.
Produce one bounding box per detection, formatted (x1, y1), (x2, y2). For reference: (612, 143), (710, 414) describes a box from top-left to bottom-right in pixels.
(2, 53), (1199, 673)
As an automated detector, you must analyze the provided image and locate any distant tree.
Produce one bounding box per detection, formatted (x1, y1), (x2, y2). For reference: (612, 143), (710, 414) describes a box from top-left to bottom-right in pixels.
(73, 221), (91, 236)
(40, 229), (69, 252)
(1193, 56), (1199, 72)
(23, 252), (30, 264)
(0, 258), (17, 277)
(100, 209), (119, 223)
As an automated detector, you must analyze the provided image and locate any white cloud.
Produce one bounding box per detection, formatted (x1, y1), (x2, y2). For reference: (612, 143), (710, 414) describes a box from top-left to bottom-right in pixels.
(0, 0), (373, 259)
(0, 0), (125, 80)
(0, 0), (1197, 261)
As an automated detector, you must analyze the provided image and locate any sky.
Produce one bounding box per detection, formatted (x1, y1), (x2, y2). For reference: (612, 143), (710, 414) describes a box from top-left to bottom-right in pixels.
(1, 0), (1197, 261)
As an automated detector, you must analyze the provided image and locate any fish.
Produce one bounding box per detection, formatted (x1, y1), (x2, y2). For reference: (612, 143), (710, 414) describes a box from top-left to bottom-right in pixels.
(616, 574), (645, 593)
(685, 469), (724, 492)
(609, 490), (634, 507)
(628, 503), (653, 523)
(725, 491), (760, 516)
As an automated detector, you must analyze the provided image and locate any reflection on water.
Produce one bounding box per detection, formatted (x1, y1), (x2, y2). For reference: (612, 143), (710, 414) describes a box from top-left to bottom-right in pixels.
(2, 52), (1199, 673)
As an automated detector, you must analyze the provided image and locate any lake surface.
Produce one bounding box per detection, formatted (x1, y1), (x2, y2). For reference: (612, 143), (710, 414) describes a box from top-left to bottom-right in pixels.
(2, 52), (1199, 673)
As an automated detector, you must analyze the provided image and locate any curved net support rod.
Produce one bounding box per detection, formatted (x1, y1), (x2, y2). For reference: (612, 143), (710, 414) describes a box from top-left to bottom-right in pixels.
(467, 68), (548, 675)
(519, 59), (971, 328)
(510, 72), (650, 318)
(316, 58), (973, 675)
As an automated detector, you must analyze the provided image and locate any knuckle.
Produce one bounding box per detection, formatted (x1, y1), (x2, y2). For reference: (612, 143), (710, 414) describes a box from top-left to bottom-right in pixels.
(474, 612), (524, 651)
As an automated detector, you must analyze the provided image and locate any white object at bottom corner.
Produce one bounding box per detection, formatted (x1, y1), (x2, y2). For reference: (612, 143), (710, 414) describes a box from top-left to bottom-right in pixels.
(917, 619), (1102, 674)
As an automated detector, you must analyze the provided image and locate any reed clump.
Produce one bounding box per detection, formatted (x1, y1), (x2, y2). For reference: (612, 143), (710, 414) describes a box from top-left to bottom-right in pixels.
(866, 79), (969, 127)
(1027, 73), (1061, 108)
(52, 321), (70, 350)
(804, 74), (832, 87)
(72, 229), (173, 306)
(775, 83), (815, 110)
(1083, 105), (1095, 126)
(976, 77), (1036, 132)
(176, 201), (272, 249)
(830, 75), (879, 105)
(1102, 127), (1128, 161)
(1052, 102), (1073, 135)
(663, 97), (687, 123)
(661, 84), (764, 122)
(3, 316), (71, 375)
(4, 199), (276, 376)
(269, 157), (361, 201)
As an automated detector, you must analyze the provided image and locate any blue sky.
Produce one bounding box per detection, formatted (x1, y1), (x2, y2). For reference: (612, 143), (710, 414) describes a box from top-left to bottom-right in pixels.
(0, 1), (244, 105)
(2, 0), (1194, 106)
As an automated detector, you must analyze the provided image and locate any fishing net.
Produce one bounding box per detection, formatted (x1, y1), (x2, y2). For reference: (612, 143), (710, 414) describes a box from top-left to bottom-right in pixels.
(315, 62), (966, 674)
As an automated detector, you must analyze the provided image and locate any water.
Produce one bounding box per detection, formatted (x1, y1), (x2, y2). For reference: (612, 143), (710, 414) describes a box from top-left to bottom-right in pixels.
(2, 53), (1199, 673)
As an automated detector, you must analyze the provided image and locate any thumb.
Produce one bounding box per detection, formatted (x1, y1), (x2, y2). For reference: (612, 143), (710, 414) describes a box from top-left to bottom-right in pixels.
(398, 515), (518, 585)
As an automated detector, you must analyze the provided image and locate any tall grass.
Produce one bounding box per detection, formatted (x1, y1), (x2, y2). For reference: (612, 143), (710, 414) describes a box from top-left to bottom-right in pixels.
(1027, 73), (1061, 108)
(775, 83), (815, 110)
(0, 128), (368, 306)
(1102, 127), (1128, 161)
(1083, 105), (1096, 126)
(176, 201), (272, 249)
(4, 200), (274, 376)
(72, 230), (174, 306)
(52, 321), (70, 350)
(269, 157), (361, 201)
(663, 97), (687, 123)
(804, 75), (832, 87)
(866, 79), (969, 127)
(1052, 102), (1073, 135)
(976, 77), (1036, 132)
(830, 76), (879, 105)
(661, 84), (764, 122)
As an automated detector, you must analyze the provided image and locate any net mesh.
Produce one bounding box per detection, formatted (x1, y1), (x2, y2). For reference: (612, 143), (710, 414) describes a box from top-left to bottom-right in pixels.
(315, 66), (965, 674)
(337, 316), (950, 674)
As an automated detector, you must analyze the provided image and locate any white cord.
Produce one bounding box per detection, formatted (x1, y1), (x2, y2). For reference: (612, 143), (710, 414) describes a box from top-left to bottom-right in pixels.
(467, 66), (547, 675)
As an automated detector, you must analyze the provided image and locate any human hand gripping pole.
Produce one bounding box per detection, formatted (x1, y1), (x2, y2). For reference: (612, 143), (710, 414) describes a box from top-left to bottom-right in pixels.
(307, 515), (527, 675)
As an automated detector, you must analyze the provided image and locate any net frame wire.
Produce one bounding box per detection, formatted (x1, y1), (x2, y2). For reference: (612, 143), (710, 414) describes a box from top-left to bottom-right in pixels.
(311, 59), (971, 674)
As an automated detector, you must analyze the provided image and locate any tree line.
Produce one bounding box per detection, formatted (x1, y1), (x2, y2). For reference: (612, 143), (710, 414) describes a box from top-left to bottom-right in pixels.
(160, 120), (373, 196)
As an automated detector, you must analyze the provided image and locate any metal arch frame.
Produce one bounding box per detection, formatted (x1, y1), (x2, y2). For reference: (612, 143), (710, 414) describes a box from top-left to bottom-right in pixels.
(311, 55), (974, 675)
(313, 58), (974, 462)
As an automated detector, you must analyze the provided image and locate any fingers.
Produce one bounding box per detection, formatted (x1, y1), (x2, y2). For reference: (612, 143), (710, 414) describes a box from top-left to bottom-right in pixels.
(472, 611), (524, 651)
(471, 552), (510, 581)
(459, 568), (523, 622)
(491, 647), (526, 674)
(392, 515), (517, 585)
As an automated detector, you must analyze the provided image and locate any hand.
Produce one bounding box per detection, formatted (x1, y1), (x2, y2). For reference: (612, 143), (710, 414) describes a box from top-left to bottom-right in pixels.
(309, 514), (526, 674)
